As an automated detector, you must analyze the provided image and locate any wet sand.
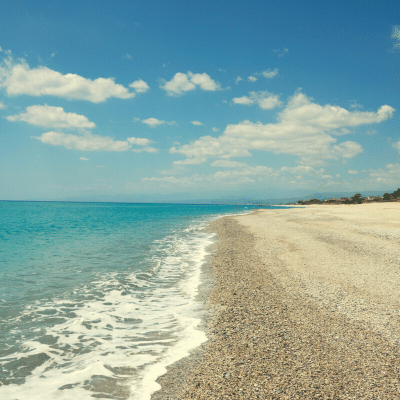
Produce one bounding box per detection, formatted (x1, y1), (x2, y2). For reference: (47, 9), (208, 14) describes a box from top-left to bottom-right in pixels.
(152, 203), (400, 399)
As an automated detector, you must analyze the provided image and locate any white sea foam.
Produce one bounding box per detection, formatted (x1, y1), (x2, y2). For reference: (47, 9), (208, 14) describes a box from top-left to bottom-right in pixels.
(0, 218), (216, 400)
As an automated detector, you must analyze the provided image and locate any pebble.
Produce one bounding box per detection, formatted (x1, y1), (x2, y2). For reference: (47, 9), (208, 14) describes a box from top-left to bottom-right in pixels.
(152, 207), (400, 399)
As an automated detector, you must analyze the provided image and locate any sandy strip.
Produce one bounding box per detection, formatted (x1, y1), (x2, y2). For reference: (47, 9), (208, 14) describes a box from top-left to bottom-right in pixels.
(152, 203), (400, 399)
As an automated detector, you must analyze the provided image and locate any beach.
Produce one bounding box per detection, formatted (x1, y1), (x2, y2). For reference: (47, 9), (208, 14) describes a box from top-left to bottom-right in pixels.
(152, 203), (400, 399)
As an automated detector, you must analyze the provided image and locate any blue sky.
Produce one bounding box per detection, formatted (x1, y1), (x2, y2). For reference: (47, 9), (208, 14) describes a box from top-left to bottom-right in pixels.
(1, 0), (399, 201)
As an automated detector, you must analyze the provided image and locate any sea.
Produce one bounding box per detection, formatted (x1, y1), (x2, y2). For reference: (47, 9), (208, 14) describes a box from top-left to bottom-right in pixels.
(0, 201), (273, 400)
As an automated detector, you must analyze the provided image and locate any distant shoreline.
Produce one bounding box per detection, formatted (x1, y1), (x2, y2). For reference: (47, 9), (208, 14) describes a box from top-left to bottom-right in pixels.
(290, 187), (400, 205)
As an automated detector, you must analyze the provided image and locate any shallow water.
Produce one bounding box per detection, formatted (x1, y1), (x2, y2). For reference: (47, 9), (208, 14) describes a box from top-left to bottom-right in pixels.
(0, 201), (254, 400)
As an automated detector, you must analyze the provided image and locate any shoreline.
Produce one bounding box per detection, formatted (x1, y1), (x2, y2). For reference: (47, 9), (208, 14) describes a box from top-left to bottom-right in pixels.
(151, 203), (400, 398)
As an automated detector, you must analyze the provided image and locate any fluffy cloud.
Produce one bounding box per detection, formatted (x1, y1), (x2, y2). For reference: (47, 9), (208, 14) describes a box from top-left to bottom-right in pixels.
(232, 91), (282, 110)
(0, 101), (6, 109)
(247, 69), (279, 82)
(273, 48), (289, 58)
(142, 117), (165, 128)
(160, 72), (220, 96)
(235, 76), (243, 84)
(33, 132), (131, 151)
(161, 73), (195, 95)
(7, 105), (96, 129)
(261, 69), (279, 79)
(233, 96), (253, 105)
(32, 131), (158, 153)
(279, 93), (394, 129)
(392, 140), (400, 153)
(136, 117), (177, 128)
(189, 72), (220, 91)
(127, 136), (158, 153)
(171, 92), (394, 164)
(348, 170), (358, 174)
(173, 157), (208, 165)
(280, 165), (324, 175)
(127, 137), (154, 146)
(210, 160), (248, 168)
(391, 26), (400, 49)
(366, 163), (400, 185)
(129, 79), (149, 93)
(131, 147), (158, 153)
(191, 121), (203, 126)
(1, 60), (136, 102)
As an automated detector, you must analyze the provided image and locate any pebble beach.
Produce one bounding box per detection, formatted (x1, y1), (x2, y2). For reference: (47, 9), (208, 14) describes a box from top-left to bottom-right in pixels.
(152, 203), (400, 399)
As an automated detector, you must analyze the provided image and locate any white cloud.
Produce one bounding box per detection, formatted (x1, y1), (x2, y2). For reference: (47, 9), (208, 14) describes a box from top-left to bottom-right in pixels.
(212, 127), (220, 132)
(278, 93), (394, 129)
(127, 137), (154, 146)
(136, 117), (176, 128)
(125, 53), (133, 59)
(173, 157), (208, 165)
(33, 131), (131, 151)
(392, 140), (400, 153)
(160, 73), (196, 96)
(232, 91), (282, 110)
(259, 96), (282, 110)
(391, 26), (400, 49)
(171, 92), (394, 165)
(6, 104), (96, 129)
(0, 100), (6, 109)
(235, 76), (243, 84)
(80, 157), (89, 161)
(160, 71), (220, 96)
(132, 147), (158, 153)
(191, 121), (203, 126)
(233, 95), (254, 105)
(280, 165), (324, 175)
(366, 163), (400, 185)
(348, 169), (358, 174)
(247, 69), (279, 82)
(211, 160), (248, 168)
(1, 59), (135, 102)
(129, 79), (149, 93)
(261, 69), (279, 79)
(188, 72), (220, 91)
(273, 48), (289, 58)
(127, 136), (158, 153)
(350, 101), (363, 109)
(141, 117), (165, 128)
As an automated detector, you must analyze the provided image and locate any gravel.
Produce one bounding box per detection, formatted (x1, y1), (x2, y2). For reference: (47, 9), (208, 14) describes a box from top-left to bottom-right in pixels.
(152, 204), (400, 399)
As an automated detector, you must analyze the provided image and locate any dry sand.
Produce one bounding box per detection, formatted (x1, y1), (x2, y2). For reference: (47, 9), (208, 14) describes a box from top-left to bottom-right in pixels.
(152, 203), (400, 399)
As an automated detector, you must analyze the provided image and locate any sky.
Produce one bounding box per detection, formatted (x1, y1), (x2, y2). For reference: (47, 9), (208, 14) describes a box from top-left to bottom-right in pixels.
(1, 0), (400, 201)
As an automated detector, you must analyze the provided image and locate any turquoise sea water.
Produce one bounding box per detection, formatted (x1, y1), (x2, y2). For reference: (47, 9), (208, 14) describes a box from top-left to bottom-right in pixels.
(0, 201), (276, 399)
